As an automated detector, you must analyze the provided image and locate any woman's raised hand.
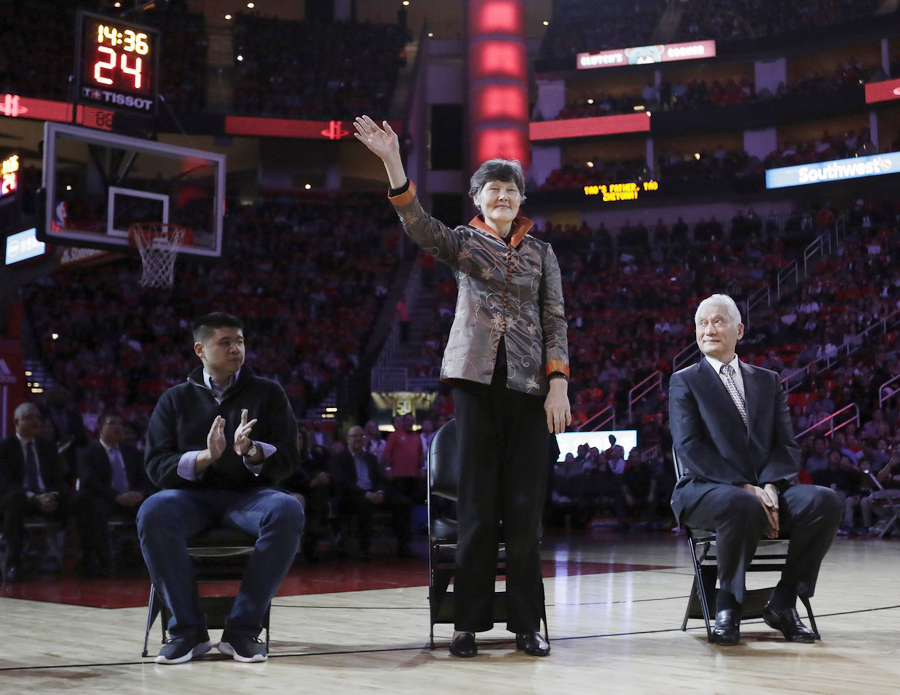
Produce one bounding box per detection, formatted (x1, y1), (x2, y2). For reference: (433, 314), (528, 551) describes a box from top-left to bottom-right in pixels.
(354, 116), (407, 189)
(354, 116), (400, 162)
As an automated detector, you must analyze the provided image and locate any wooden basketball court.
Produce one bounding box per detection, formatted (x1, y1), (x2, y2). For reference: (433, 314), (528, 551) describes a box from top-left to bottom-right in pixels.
(2, 533), (898, 694)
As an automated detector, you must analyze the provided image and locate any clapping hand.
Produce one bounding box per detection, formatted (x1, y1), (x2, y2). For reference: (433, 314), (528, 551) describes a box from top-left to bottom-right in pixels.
(233, 409), (258, 456)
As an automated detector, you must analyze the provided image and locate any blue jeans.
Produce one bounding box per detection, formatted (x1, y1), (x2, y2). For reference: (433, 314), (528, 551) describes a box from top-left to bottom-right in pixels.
(137, 487), (304, 640)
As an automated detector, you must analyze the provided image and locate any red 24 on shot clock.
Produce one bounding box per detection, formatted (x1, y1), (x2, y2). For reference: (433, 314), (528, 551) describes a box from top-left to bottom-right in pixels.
(75, 11), (160, 116)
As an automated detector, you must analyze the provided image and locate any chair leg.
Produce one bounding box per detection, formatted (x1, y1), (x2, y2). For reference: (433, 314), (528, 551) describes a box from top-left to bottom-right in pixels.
(541, 581), (550, 643)
(143, 585), (163, 658)
(687, 540), (715, 642)
(799, 595), (819, 640)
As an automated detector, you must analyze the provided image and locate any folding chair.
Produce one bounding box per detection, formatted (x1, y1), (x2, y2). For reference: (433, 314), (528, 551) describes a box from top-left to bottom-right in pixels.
(427, 419), (548, 649)
(673, 448), (818, 641)
(864, 470), (900, 539)
(142, 527), (271, 657)
(0, 518), (65, 578)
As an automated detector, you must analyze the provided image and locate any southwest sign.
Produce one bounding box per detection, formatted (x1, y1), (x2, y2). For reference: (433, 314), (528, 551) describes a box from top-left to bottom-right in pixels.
(766, 152), (900, 189)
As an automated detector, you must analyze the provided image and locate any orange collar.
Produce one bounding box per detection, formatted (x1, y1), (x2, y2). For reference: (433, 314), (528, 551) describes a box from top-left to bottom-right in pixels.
(469, 214), (534, 248)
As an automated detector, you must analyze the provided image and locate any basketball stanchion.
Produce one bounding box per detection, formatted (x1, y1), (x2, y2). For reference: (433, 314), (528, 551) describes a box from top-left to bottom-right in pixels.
(128, 222), (190, 288)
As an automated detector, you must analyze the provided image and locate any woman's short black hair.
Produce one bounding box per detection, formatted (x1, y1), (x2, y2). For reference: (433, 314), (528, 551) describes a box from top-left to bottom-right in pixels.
(468, 159), (526, 204)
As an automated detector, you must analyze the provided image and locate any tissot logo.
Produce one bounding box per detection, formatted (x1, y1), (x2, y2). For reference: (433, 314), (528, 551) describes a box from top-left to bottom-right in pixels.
(321, 120), (350, 139)
(0, 94), (28, 118)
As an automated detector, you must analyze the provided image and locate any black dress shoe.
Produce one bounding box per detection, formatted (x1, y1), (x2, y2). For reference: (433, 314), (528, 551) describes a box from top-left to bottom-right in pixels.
(515, 631), (551, 656)
(763, 604), (818, 643)
(449, 632), (477, 658)
(712, 608), (741, 645)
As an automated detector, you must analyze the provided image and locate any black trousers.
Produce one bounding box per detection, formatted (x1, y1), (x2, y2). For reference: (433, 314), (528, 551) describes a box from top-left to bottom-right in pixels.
(681, 483), (843, 605)
(452, 379), (549, 633)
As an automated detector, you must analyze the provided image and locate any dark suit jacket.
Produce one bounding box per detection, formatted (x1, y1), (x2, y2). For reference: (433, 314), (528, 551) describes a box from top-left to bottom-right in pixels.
(329, 450), (389, 499)
(670, 358), (800, 521)
(77, 440), (153, 506)
(0, 434), (68, 497)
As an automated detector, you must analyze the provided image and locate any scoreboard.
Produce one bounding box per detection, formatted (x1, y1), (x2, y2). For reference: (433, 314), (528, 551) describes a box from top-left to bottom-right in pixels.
(75, 11), (159, 116)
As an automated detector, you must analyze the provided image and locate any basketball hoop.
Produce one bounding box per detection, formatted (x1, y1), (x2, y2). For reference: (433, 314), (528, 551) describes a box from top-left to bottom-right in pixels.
(129, 222), (188, 288)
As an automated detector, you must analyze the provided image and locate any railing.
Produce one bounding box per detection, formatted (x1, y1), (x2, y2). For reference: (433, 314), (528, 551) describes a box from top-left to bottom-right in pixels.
(745, 286), (770, 327)
(795, 403), (860, 439)
(783, 307), (900, 392)
(578, 404), (616, 432)
(628, 371), (663, 422)
(673, 342), (700, 373)
(370, 368), (408, 393)
(879, 373), (900, 409)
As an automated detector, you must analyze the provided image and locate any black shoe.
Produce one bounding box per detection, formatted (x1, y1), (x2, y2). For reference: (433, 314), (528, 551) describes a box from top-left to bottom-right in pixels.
(515, 631), (551, 656)
(449, 632), (477, 658)
(154, 635), (214, 664)
(3, 563), (22, 583)
(712, 608), (741, 645)
(763, 604), (818, 643)
(218, 630), (268, 662)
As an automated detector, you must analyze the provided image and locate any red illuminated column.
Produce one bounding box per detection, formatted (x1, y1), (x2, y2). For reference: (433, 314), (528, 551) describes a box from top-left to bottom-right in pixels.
(467, 0), (530, 170)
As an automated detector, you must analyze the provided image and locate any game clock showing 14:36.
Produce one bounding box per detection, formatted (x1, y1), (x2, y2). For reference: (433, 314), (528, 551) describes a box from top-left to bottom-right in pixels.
(76, 11), (159, 116)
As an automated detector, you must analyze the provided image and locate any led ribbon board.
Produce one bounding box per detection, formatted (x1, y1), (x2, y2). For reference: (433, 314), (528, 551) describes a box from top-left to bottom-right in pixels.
(765, 152), (900, 189)
(577, 40), (716, 70)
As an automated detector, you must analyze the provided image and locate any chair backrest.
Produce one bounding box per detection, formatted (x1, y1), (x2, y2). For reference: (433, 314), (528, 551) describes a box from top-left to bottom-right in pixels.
(429, 418), (459, 501)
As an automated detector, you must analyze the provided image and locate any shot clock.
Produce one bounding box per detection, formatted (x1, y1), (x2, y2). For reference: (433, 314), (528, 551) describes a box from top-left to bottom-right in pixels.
(75, 11), (159, 116)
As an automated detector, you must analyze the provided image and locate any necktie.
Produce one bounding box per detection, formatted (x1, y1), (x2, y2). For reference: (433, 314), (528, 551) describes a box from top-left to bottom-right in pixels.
(721, 363), (748, 426)
(109, 448), (129, 493)
(24, 441), (41, 492)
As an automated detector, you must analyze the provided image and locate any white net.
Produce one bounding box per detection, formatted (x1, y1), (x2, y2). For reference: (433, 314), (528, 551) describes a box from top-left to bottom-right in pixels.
(130, 222), (187, 288)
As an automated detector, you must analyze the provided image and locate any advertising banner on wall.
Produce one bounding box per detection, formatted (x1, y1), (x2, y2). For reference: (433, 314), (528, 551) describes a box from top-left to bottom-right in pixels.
(765, 152), (900, 189)
(577, 40), (716, 70)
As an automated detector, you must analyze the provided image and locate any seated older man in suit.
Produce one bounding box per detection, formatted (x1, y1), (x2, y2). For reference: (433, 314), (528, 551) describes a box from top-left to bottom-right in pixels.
(670, 294), (843, 645)
(0, 402), (90, 582)
(330, 425), (413, 560)
(77, 409), (154, 575)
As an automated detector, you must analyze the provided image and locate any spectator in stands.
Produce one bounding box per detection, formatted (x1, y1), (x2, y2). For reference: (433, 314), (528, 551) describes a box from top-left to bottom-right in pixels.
(803, 436), (830, 474)
(811, 452), (864, 534)
(77, 408), (153, 576)
(620, 448), (658, 529)
(40, 387), (88, 482)
(280, 428), (333, 563)
(0, 403), (90, 582)
(860, 450), (900, 533)
(355, 115), (569, 659)
(363, 420), (386, 461)
(329, 425), (413, 561)
(137, 313), (303, 664)
(381, 413), (425, 503)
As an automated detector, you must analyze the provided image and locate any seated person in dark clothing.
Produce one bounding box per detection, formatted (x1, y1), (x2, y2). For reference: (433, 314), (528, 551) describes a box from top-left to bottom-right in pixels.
(77, 408), (154, 575)
(280, 428), (334, 563)
(0, 403), (91, 581)
(811, 452), (863, 534)
(329, 425), (413, 560)
(620, 448), (658, 529)
(581, 449), (627, 527)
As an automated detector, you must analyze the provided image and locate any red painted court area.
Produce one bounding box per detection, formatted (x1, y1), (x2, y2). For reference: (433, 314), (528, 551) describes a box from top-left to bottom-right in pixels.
(0, 558), (673, 609)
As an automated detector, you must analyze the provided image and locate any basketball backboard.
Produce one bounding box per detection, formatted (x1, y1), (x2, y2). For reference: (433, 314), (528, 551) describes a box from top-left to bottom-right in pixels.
(40, 122), (224, 257)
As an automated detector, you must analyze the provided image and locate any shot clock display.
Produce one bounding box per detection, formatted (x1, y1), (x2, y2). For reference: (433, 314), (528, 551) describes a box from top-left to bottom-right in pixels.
(75, 11), (159, 116)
